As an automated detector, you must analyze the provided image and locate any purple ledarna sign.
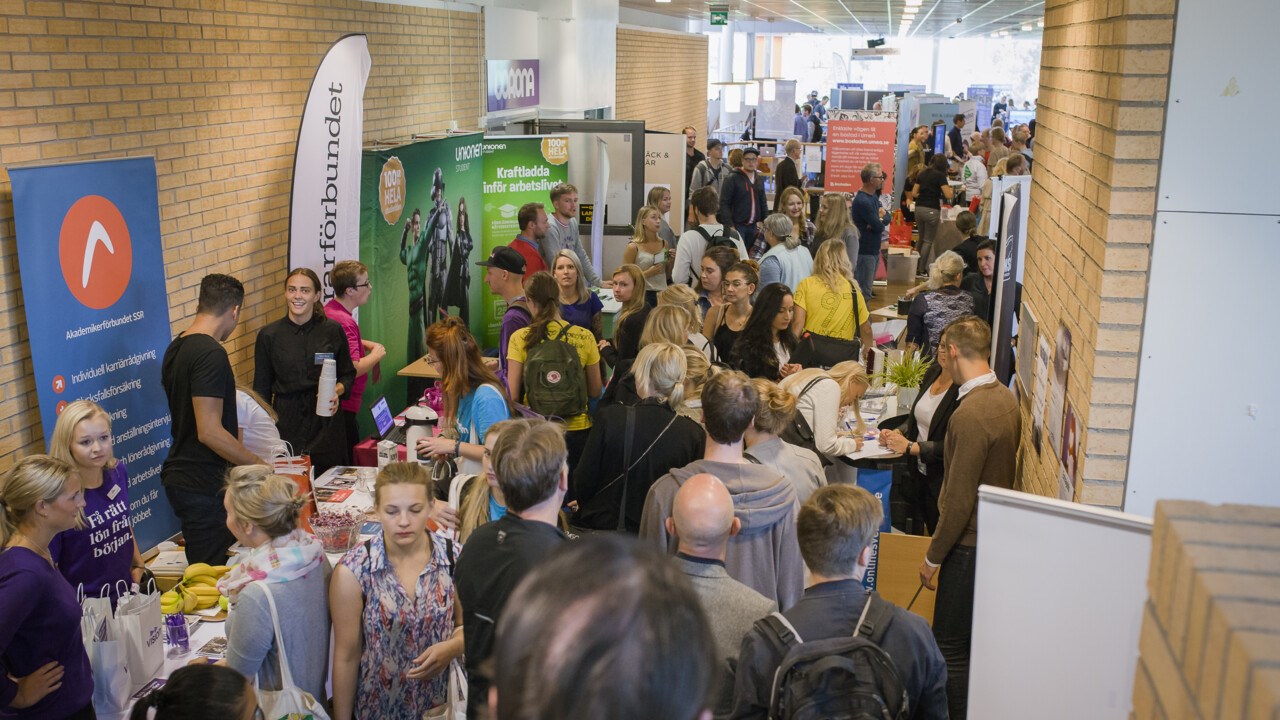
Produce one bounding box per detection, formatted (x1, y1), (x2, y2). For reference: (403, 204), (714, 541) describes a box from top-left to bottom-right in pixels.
(487, 59), (540, 112)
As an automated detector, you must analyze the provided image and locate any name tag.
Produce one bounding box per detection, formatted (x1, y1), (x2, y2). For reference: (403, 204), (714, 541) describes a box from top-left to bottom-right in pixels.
(314, 352), (335, 365)
(107, 484), (121, 500)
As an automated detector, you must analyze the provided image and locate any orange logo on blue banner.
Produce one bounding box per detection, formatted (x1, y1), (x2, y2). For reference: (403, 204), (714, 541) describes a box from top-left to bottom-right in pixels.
(58, 195), (133, 309)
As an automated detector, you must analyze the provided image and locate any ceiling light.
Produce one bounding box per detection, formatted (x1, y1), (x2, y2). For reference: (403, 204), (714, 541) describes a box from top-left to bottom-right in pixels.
(762, 78), (776, 101)
(724, 85), (741, 113)
(1021, 22), (1032, 31)
(745, 82), (760, 106)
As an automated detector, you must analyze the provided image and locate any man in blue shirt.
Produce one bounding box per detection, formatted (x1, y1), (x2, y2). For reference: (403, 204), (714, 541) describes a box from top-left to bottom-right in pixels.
(792, 105), (807, 140)
(850, 163), (888, 299)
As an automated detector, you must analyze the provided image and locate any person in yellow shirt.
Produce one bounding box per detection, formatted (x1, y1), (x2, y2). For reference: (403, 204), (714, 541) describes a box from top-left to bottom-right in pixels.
(791, 238), (875, 352)
(507, 271), (603, 477)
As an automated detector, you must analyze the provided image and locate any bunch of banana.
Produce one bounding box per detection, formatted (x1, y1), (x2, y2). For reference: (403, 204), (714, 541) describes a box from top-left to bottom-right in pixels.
(160, 563), (231, 615)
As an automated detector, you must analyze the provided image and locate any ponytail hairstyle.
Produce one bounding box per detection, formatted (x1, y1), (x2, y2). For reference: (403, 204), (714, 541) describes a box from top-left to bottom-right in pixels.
(632, 343), (687, 410)
(612, 264), (648, 331)
(726, 260), (760, 289)
(0, 455), (79, 545)
(128, 664), (255, 720)
(658, 283), (704, 332)
(522, 271), (564, 351)
(224, 465), (306, 539)
(426, 316), (514, 420)
(286, 267), (325, 319)
(749, 378), (799, 435)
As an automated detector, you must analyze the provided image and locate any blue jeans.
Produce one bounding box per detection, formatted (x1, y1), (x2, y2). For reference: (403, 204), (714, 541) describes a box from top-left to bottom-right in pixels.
(855, 253), (878, 300)
(932, 543), (977, 719)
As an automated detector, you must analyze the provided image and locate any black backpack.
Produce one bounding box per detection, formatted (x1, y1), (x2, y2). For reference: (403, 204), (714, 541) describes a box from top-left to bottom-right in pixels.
(759, 593), (909, 720)
(694, 224), (738, 251)
(522, 323), (587, 420)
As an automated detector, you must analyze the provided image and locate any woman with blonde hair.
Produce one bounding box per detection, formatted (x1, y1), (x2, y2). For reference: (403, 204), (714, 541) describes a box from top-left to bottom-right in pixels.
(0, 455), (93, 719)
(624, 205), (671, 306)
(47, 399), (145, 600)
(979, 157), (1009, 236)
(658, 283), (711, 358)
(414, 317), (515, 475)
(791, 238), (875, 364)
(677, 347), (717, 424)
(599, 264), (649, 370)
(573, 343), (704, 533)
(554, 249), (603, 340)
(601, 305), (692, 409)
(218, 465), (329, 702)
(776, 186), (816, 254)
(779, 361), (871, 469)
(812, 192), (857, 266)
(743, 379), (826, 503)
(646, 185), (678, 249)
(702, 260), (758, 364)
(331, 462), (463, 720)
(904, 250), (976, 358)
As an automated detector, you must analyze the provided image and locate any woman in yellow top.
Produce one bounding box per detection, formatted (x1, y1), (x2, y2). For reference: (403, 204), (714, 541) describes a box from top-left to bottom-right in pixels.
(791, 238), (875, 351)
(506, 271), (603, 474)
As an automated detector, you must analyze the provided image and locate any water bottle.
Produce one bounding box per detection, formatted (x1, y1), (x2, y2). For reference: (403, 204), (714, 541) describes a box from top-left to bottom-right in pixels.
(316, 358), (337, 417)
(403, 406), (437, 465)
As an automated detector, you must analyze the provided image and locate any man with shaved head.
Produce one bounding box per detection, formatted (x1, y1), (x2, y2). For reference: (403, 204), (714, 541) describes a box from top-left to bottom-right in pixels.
(667, 473), (777, 717)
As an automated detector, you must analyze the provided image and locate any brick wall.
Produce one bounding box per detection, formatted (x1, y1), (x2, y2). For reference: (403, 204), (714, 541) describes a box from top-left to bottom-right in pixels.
(615, 26), (707, 140)
(1019, 0), (1175, 505)
(1132, 500), (1280, 718)
(0, 0), (484, 468)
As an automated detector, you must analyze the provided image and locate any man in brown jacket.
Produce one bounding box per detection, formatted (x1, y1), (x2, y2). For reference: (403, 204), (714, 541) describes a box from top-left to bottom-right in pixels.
(918, 316), (1020, 719)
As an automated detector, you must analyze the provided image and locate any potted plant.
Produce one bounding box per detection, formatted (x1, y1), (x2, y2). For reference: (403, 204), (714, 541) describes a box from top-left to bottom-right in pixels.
(873, 351), (932, 410)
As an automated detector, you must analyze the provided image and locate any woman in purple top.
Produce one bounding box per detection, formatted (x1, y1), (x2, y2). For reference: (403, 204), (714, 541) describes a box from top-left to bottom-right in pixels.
(554, 250), (604, 340)
(48, 400), (144, 601)
(0, 455), (94, 719)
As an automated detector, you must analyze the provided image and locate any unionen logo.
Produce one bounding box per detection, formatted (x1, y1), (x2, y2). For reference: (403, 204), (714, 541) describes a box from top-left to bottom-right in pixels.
(58, 195), (133, 310)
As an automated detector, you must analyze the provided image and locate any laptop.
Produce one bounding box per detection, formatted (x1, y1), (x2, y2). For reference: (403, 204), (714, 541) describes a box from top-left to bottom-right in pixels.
(370, 396), (407, 446)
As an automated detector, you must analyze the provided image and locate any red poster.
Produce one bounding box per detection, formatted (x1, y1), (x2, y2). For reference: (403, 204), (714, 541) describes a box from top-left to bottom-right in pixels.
(824, 120), (898, 194)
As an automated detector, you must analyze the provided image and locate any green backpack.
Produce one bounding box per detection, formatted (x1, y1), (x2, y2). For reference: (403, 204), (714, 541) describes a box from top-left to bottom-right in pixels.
(522, 323), (587, 420)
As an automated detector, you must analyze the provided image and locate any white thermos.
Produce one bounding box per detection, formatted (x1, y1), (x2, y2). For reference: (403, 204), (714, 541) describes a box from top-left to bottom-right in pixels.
(315, 358), (337, 417)
(403, 406), (437, 465)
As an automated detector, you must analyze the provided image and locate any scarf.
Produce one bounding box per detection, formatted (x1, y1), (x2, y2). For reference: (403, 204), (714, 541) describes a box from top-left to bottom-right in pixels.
(217, 528), (324, 598)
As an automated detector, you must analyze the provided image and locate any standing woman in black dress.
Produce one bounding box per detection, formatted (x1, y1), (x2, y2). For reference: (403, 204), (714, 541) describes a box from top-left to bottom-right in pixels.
(254, 268), (355, 472)
(701, 261), (757, 365)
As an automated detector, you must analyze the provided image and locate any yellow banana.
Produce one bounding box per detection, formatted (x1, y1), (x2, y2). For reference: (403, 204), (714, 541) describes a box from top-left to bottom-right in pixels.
(185, 575), (219, 587)
(188, 586), (221, 599)
(183, 563), (214, 581)
(208, 565), (231, 578)
(195, 595), (219, 610)
(181, 587), (198, 613)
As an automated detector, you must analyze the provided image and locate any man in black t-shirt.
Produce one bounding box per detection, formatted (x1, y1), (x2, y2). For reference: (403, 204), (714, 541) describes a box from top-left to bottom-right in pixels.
(161, 274), (264, 564)
(454, 419), (569, 719)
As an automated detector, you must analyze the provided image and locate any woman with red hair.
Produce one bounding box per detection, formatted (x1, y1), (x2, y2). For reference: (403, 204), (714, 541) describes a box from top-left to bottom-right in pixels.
(414, 317), (514, 475)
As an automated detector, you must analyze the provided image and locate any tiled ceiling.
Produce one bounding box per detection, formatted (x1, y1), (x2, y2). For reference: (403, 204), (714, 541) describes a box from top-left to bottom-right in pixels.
(622, 0), (1046, 39)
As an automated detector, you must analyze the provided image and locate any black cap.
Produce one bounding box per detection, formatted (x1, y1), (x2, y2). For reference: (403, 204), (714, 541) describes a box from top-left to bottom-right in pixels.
(476, 246), (526, 275)
(741, 146), (760, 157)
(706, 138), (723, 151)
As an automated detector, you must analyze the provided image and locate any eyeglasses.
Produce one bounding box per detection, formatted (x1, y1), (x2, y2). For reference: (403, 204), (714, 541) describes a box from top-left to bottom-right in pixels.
(724, 280), (751, 289)
(355, 282), (372, 289)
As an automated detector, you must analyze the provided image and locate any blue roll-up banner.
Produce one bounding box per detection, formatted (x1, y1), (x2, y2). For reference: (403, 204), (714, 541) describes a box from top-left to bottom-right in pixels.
(857, 468), (894, 591)
(11, 156), (180, 551)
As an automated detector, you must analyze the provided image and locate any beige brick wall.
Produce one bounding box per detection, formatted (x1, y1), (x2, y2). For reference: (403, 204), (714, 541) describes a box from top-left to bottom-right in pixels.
(1019, 0), (1175, 506)
(615, 26), (707, 140)
(1132, 500), (1280, 718)
(0, 0), (484, 468)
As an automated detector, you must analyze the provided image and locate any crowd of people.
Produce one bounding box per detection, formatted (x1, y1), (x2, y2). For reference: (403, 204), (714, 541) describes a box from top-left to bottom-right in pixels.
(1, 111), (1030, 720)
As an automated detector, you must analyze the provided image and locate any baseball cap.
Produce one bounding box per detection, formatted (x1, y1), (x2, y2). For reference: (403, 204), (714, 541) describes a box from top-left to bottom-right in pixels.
(741, 146), (760, 158)
(706, 138), (723, 151)
(476, 246), (526, 275)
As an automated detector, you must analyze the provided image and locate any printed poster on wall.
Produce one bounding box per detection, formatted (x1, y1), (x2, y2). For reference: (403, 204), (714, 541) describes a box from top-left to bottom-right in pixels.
(358, 133), (484, 427)
(642, 131), (686, 231)
(11, 157), (180, 551)
(1047, 321), (1072, 456)
(824, 110), (898, 194)
(968, 86), (994, 131)
(479, 135), (570, 348)
(289, 34), (372, 302)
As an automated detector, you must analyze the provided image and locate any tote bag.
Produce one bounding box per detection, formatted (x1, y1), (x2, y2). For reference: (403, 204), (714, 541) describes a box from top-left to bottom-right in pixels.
(257, 582), (332, 720)
(80, 584), (131, 711)
(116, 582), (164, 693)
